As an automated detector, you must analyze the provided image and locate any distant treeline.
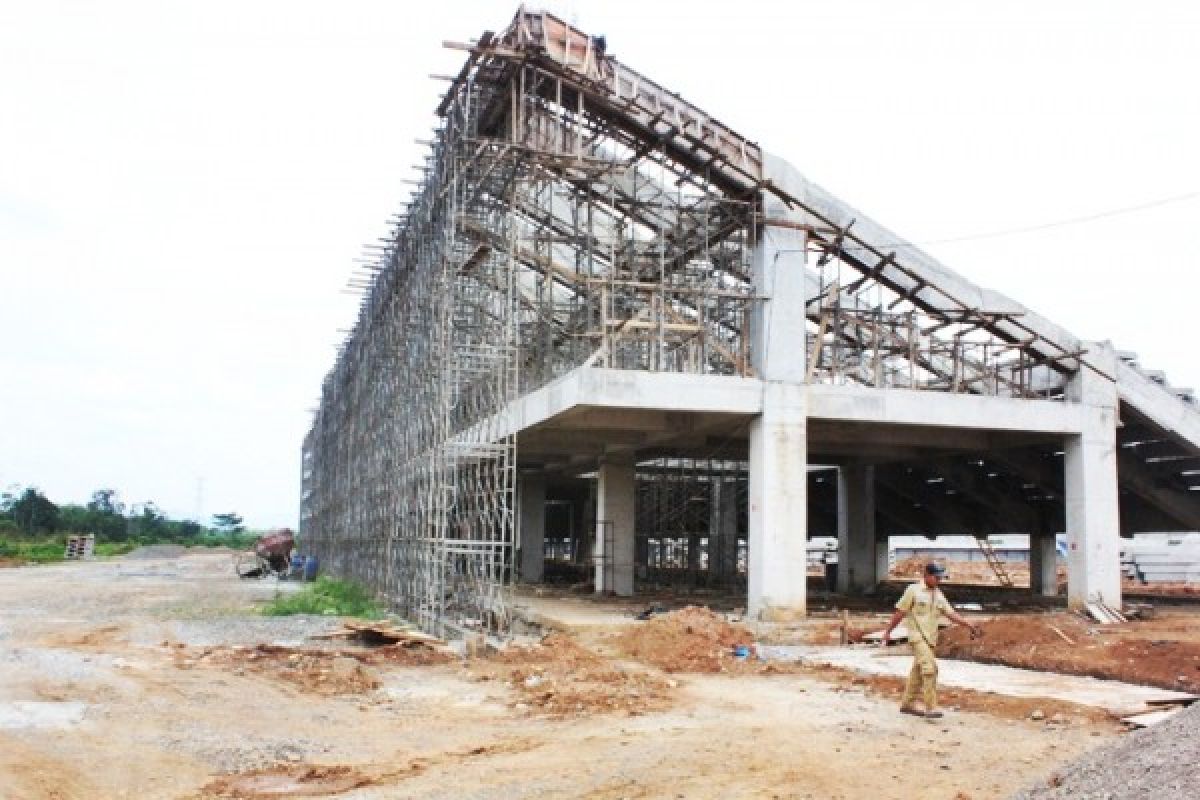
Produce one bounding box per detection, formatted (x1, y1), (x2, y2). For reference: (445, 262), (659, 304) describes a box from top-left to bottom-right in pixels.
(0, 485), (255, 547)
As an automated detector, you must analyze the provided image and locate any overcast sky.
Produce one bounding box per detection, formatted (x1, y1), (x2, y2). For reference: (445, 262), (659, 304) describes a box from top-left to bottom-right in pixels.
(3, 1), (1198, 528)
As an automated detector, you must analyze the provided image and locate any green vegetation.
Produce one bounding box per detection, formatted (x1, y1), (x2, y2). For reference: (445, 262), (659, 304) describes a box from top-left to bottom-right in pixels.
(0, 484), (271, 565)
(261, 577), (383, 619)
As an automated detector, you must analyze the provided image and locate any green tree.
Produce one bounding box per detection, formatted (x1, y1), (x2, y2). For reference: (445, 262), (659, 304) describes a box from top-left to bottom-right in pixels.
(87, 489), (125, 516)
(0, 485), (18, 517)
(81, 488), (129, 540)
(56, 504), (91, 532)
(11, 488), (59, 534)
(128, 502), (167, 541)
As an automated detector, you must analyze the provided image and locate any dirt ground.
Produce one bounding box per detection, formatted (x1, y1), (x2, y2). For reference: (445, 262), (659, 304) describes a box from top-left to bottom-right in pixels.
(0, 552), (1187, 800)
(890, 557), (1200, 600)
(889, 557), (1059, 588)
(939, 611), (1200, 692)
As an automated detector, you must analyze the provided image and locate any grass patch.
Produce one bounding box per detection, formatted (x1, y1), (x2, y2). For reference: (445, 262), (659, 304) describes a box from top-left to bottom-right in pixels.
(0, 538), (155, 563)
(0, 538), (66, 563)
(261, 577), (383, 619)
(95, 542), (138, 557)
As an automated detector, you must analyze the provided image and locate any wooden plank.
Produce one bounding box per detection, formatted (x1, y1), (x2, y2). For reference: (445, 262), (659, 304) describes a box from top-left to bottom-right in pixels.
(1048, 625), (1075, 645)
(1145, 695), (1199, 707)
(1121, 707), (1185, 728)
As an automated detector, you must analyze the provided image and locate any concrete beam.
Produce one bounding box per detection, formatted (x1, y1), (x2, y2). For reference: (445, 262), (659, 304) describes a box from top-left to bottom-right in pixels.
(1117, 361), (1200, 454)
(1115, 450), (1200, 531)
(807, 384), (1085, 435)
(763, 151), (1086, 370)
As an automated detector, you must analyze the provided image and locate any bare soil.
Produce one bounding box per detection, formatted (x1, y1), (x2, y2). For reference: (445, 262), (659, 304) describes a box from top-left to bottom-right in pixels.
(893, 557), (1200, 600)
(0, 553), (1158, 800)
(613, 606), (755, 672)
(170, 642), (453, 695)
(196, 765), (373, 798)
(1124, 579), (1200, 598)
(890, 556), (1065, 589)
(473, 632), (674, 717)
(940, 612), (1200, 692)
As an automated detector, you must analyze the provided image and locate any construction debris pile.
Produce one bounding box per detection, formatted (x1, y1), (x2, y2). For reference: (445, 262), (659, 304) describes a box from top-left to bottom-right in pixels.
(616, 606), (754, 673)
(477, 633), (673, 717)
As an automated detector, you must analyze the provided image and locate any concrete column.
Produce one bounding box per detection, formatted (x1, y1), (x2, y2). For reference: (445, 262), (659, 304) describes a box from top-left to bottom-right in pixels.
(708, 478), (740, 580)
(687, 531), (702, 574)
(721, 480), (740, 577)
(518, 473), (546, 584)
(837, 464), (877, 593)
(1029, 534), (1059, 597)
(707, 479), (723, 577)
(1064, 341), (1121, 609)
(751, 201), (808, 382)
(746, 170), (810, 620)
(747, 382), (808, 620)
(875, 537), (891, 584)
(595, 457), (636, 596)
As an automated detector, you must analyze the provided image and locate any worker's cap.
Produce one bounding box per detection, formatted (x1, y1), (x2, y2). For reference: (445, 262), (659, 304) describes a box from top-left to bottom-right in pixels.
(924, 562), (947, 578)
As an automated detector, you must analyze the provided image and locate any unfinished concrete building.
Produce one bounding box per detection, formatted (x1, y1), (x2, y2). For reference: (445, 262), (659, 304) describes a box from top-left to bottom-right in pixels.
(300, 9), (1200, 636)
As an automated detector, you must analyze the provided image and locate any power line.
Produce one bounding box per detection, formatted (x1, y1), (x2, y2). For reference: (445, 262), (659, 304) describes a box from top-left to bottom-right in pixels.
(846, 189), (1200, 252)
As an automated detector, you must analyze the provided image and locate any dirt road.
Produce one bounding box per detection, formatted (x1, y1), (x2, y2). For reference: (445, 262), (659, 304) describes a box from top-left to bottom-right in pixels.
(0, 552), (1119, 799)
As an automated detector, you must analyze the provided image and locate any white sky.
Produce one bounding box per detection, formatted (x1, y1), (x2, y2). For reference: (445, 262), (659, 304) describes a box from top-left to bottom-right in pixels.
(3, 1), (1198, 528)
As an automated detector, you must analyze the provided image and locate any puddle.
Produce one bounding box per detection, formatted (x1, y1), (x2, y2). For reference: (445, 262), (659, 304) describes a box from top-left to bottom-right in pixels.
(0, 701), (87, 730)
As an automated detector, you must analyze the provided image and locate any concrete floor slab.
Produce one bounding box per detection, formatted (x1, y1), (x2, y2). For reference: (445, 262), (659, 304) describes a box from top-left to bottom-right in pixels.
(758, 645), (1197, 715)
(511, 593), (646, 632)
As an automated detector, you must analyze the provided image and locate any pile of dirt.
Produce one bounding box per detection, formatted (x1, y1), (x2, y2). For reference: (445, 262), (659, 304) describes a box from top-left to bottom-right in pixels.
(477, 632), (673, 717)
(169, 641), (454, 695)
(940, 613), (1200, 691)
(1125, 579), (1200, 597)
(615, 605), (754, 673)
(198, 764), (373, 798)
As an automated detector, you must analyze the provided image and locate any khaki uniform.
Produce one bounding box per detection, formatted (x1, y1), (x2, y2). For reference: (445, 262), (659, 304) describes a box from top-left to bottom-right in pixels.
(895, 582), (953, 710)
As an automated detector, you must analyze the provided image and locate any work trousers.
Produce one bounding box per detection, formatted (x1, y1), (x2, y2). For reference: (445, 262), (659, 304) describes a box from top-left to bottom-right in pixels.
(901, 637), (938, 710)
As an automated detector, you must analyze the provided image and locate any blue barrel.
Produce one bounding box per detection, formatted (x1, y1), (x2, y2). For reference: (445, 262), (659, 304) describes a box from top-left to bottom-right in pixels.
(303, 555), (319, 582)
(290, 553), (304, 572)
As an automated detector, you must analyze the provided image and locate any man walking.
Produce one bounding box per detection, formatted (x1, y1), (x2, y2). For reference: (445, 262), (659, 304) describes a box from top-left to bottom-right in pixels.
(881, 562), (981, 719)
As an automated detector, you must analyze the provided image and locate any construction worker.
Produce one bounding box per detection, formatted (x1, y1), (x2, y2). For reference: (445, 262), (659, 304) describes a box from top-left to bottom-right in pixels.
(880, 562), (982, 719)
